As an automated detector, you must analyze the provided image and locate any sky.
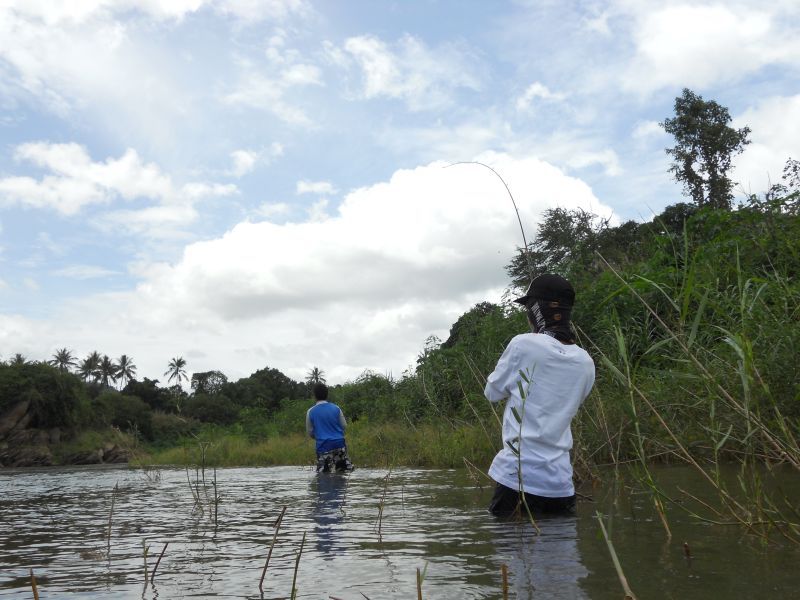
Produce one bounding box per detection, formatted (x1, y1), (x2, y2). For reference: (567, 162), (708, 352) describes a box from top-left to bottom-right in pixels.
(0, 0), (798, 386)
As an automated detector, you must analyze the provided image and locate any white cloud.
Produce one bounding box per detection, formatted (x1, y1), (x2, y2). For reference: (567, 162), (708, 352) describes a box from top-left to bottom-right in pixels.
(4, 153), (612, 383)
(376, 120), (506, 163)
(632, 120), (664, 139)
(623, 4), (800, 93)
(515, 82), (566, 111)
(228, 143), (284, 177)
(229, 150), (259, 177)
(254, 201), (291, 219)
(52, 265), (120, 280)
(222, 53), (322, 125)
(338, 34), (482, 110)
(306, 198), (329, 222)
(296, 180), (337, 195)
(0, 142), (235, 219)
(733, 94), (800, 195)
(0, 3), (188, 140)
(215, 0), (311, 22)
(566, 149), (622, 176)
(4, 0), (309, 25)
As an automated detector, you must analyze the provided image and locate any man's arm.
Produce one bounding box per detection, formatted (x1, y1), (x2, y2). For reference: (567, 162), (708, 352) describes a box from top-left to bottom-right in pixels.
(484, 339), (518, 403)
(305, 409), (315, 439)
(338, 408), (347, 429)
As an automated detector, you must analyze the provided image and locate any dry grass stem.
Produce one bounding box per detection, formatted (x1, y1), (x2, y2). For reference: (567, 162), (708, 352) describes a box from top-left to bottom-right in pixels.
(596, 512), (637, 600)
(30, 568), (39, 600)
(259, 505), (287, 591)
(150, 542), (169, 583)
(106, 482), (118, 556)
(289, 531), (306, 600)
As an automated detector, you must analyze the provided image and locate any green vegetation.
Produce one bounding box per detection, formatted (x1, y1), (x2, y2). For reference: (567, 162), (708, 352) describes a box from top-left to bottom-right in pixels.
(2, 89), (798, 539)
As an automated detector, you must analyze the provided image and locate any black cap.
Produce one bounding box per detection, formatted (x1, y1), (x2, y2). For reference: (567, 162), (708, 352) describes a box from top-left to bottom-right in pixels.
(514, 274), (575, 307)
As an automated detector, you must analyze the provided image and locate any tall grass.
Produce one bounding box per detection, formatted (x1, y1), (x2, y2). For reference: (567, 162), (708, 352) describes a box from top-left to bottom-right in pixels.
(577, 243), (800, 543)
(140, 421), (500, 469)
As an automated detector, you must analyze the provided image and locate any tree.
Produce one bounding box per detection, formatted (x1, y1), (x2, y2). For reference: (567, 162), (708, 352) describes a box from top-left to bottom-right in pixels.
(10, 353), (28, 366)
(506, 207), (610, 290)
(98, 354), (118, 388)
(305, 366), (326, 386)
(49, 348), (77, 373)
(116, 354), (137, 388)
(661, 88), (750, 210)
(79, 351), (102, 382)
(190, 370), (228, 395)
(164, 356), (188, 388)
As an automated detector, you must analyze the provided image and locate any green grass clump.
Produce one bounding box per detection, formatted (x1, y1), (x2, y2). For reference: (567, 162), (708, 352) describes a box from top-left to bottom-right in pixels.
(140, 421), (499, 470)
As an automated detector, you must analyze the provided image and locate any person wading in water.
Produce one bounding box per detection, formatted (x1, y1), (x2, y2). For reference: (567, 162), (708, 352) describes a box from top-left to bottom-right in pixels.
(484, 274), (595, 517)
(306, 383), (354, 473)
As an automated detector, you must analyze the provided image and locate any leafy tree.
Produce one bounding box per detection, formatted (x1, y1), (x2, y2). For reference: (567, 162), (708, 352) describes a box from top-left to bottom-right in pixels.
(442, 302), (504, 349)
(190, 370), (228, 395)
(506, 207), (610, 290)
(122, 377), (173, 412)
(115, 354), (137, 388)
(305, 366), (326, 386)
(0, 362), (86, 427)
(98, 355), (118, 388)
(93, 390), (154, 439)
(183, 393), (239, 424)
(49, 348), (77, 373)
(164, 356), (188, 388)
(224, 366), (303, 413)
(661, 88), (750, 210)
(10, 353), (28, 366)
(78, 351), (102, 382)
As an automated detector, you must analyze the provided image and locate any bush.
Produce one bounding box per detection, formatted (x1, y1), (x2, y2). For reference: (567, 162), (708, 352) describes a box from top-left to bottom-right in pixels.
(183, 393), (239, 425)
(0, 362), (87, 428)
(92, 390), (154, 440)
(150, 411), (199, 445)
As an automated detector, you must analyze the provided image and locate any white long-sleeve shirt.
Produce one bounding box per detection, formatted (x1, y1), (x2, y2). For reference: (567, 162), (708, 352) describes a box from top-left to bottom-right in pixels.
(485, 332), (595, 497)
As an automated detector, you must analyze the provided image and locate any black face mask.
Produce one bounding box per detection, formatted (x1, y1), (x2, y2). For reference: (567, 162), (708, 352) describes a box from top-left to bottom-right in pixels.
(526, 299), (575, 344)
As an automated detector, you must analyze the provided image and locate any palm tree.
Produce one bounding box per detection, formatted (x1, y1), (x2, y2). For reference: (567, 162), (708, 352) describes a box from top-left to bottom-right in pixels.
(164, 356), (188, 388)
(116, 354), (137, 388)
(79, 351), (102, 382)
(305, 366), (326, 386)
(50, 348), (77, 373)
(10, 353), (28, 366)
(98, 354), (118, 388)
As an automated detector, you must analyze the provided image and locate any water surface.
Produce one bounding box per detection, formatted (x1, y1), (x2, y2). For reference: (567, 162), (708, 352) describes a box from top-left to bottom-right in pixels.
(0, 465), (797, 598)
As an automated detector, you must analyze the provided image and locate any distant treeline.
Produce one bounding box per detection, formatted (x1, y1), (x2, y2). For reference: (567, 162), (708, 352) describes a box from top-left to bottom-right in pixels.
(3, 190), (798, 466)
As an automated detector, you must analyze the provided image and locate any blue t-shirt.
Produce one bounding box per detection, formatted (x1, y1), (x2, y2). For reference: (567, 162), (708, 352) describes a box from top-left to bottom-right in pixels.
(306, 401), (346, 453)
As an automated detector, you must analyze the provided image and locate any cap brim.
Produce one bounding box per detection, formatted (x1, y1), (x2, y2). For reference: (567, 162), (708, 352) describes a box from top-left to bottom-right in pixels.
(513, 295), (531, 305)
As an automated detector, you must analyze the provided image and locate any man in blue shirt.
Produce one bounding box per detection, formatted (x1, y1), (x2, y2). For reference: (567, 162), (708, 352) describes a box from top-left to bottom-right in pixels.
(306, 383), (354, 473)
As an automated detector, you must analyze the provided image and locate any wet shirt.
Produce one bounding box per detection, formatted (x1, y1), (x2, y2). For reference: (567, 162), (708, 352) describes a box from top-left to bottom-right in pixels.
(485, 333), (595, 497)
(306, 401), (347, 453)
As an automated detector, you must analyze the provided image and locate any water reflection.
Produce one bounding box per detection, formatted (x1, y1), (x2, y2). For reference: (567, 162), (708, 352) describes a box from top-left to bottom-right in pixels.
(490, 516), (589, 599)
(309, 472), (349, 559)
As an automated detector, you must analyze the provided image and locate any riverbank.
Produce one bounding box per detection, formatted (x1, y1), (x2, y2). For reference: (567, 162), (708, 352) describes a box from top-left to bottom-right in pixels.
(140, 421), (500, 470)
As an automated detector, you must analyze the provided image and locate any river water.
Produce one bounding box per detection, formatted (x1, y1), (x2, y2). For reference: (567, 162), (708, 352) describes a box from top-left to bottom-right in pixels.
(0, 464), (798, 599)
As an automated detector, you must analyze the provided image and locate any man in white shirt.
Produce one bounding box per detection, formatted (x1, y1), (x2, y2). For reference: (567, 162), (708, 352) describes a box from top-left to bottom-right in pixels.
(485, 274), (595, 516)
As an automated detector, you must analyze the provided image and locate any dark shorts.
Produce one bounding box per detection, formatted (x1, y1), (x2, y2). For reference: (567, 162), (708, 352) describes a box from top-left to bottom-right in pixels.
(316, 447), (354, 473)
(488, 482), (576, 517)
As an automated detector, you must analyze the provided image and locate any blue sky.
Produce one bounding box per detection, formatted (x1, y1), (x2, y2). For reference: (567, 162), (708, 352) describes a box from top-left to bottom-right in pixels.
(1, 0), (798, 384)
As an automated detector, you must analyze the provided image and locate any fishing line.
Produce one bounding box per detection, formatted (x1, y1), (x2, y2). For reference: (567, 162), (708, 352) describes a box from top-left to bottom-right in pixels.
(445, 161), (534, 282)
